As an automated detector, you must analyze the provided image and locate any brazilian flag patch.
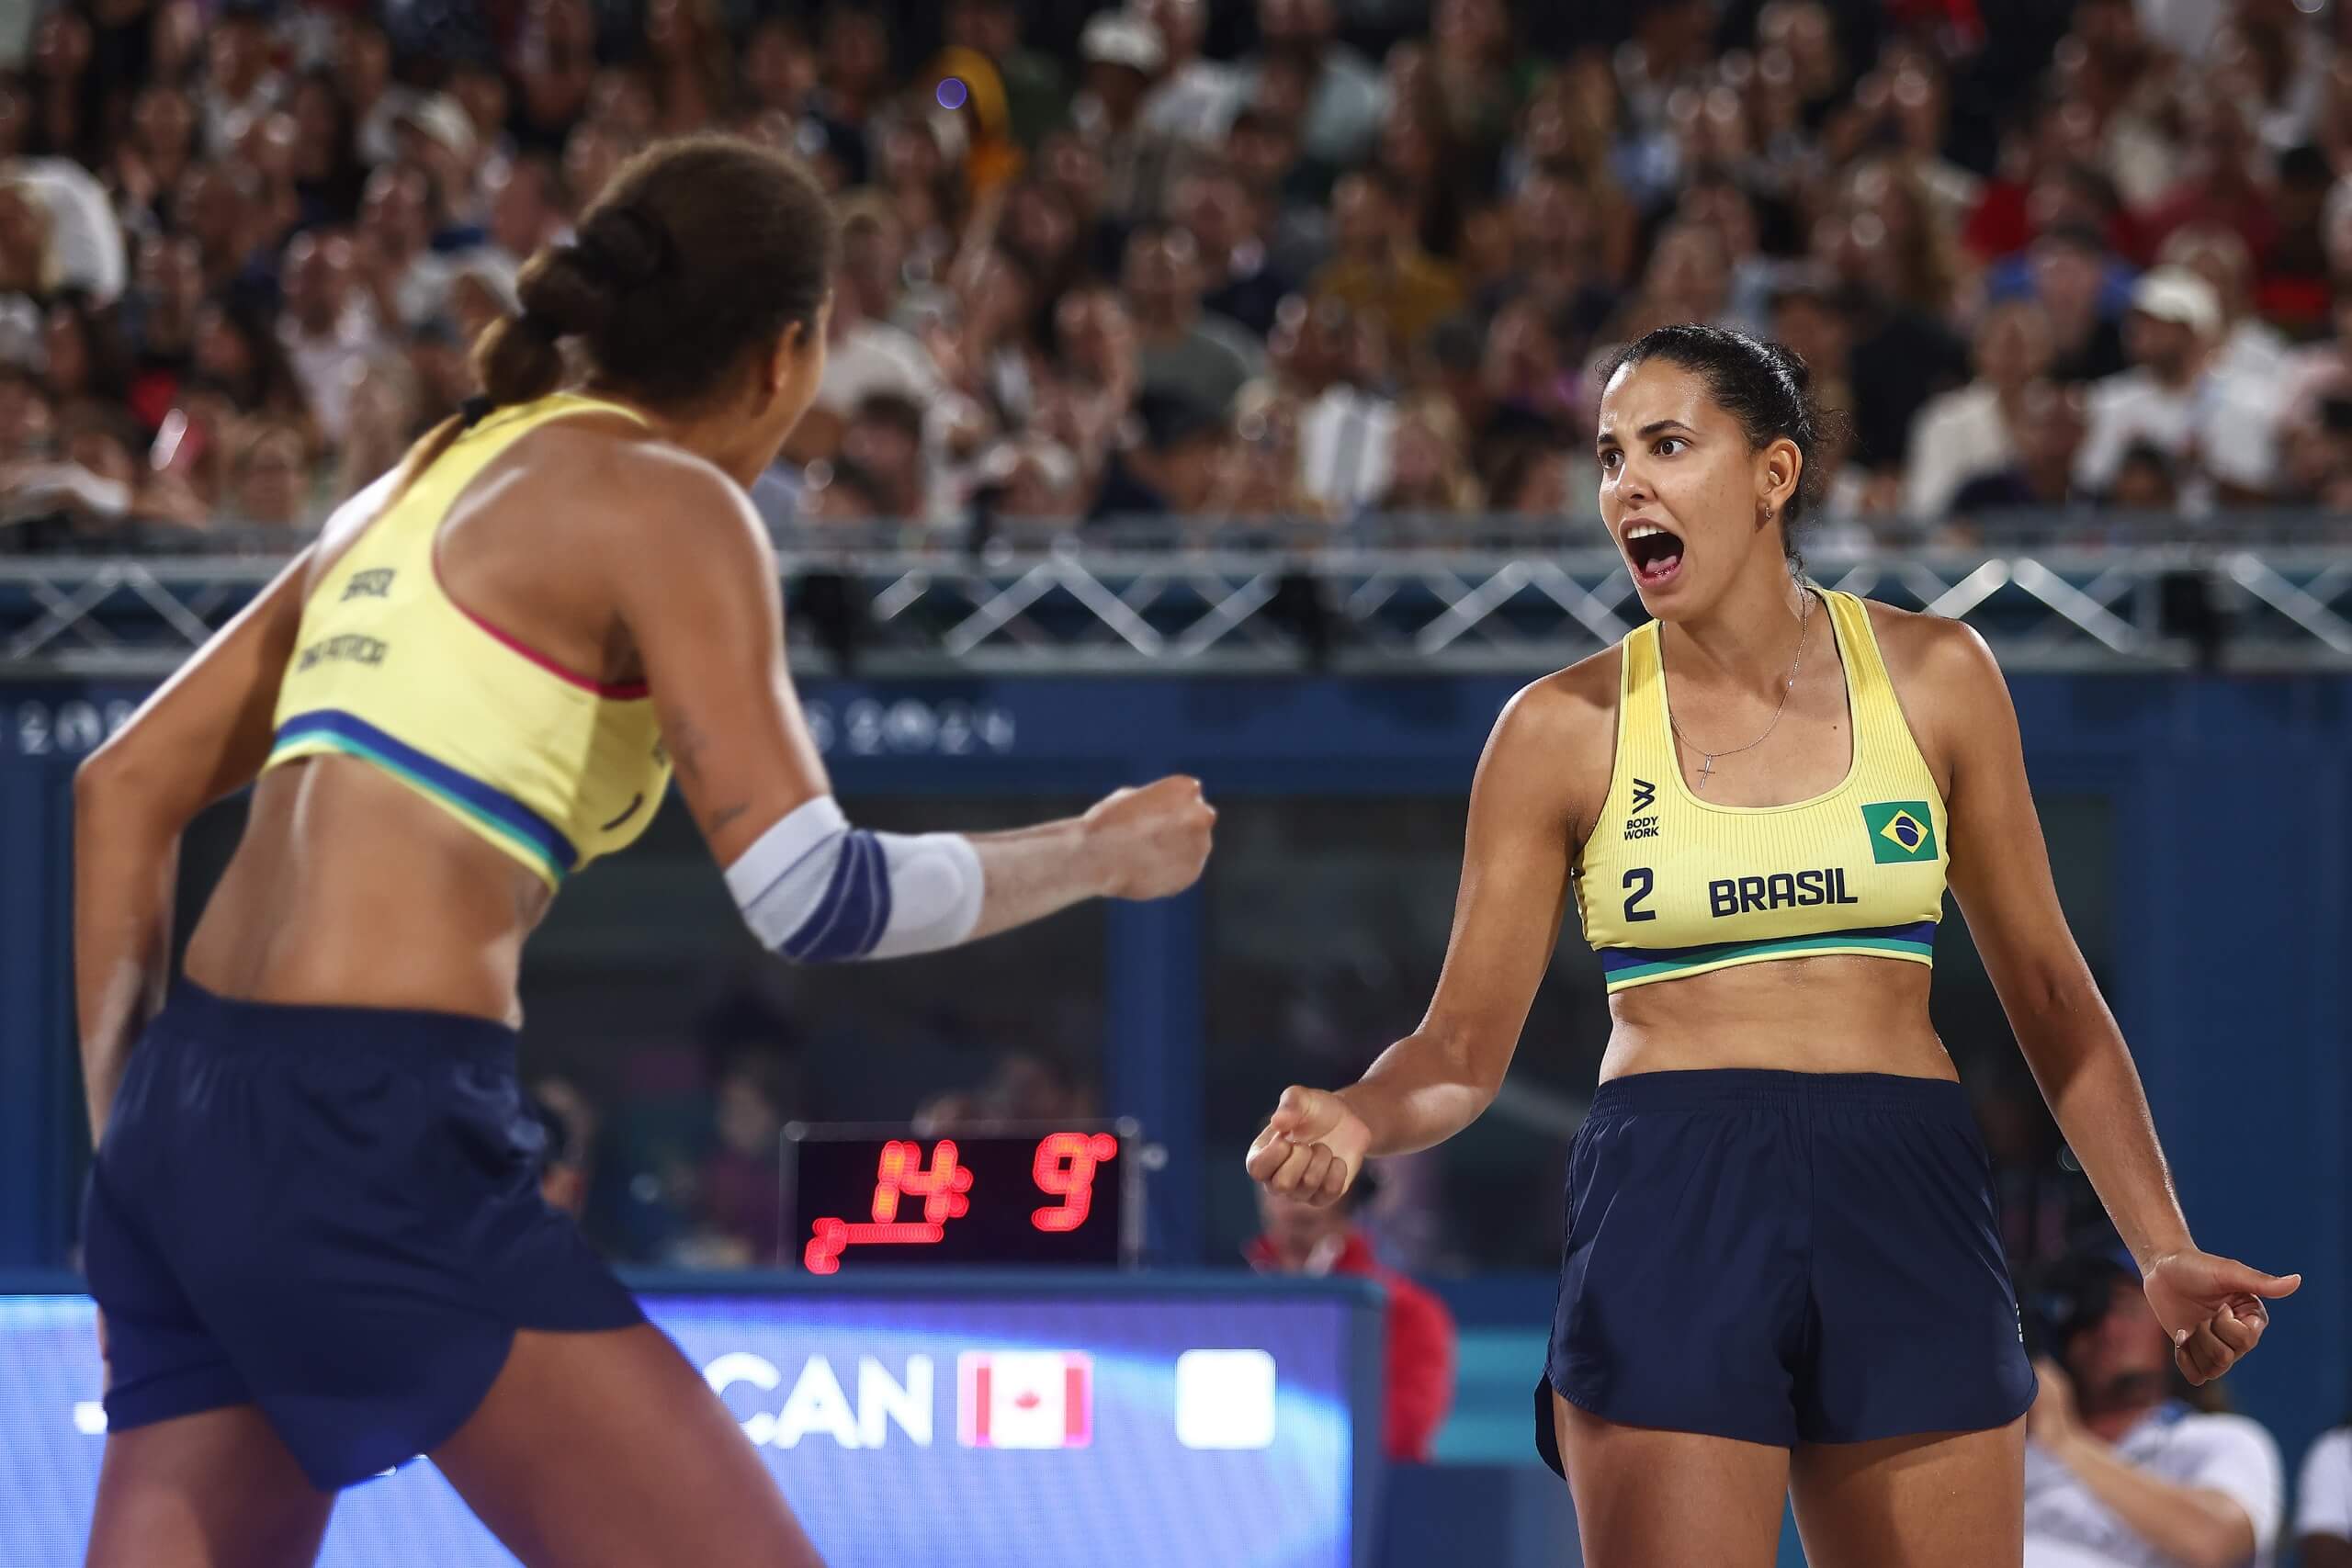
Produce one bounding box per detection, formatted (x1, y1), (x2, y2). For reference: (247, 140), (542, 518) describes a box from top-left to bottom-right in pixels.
(1862, 801), (1938, 863)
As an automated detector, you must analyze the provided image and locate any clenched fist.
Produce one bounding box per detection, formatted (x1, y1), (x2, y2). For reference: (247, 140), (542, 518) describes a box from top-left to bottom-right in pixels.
(1245, 1086), (1372, 1207)
(1085, 776), (1216, 900)
(2142, 1249), (2300, 1384)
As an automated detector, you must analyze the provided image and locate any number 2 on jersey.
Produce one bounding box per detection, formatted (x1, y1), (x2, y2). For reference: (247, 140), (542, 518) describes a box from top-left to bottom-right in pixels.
(1623, 866), (1657, 922)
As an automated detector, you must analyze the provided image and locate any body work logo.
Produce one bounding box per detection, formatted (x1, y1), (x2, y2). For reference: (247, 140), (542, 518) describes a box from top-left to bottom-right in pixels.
(1625, 778), (1660, 840)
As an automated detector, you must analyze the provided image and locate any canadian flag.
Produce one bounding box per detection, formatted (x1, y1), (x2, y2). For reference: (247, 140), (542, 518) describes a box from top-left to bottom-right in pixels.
(956, 1351), (1093, 1449)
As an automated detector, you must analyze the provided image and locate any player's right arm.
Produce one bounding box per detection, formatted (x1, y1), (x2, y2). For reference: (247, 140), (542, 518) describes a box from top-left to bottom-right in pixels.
(602, 451), (1214, 962)
(72, 468), (401, 1139)
(1246, 666), (1602, 1205)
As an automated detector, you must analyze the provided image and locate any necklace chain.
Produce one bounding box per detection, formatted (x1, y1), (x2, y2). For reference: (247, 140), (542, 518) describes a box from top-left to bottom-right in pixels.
(1669, 591), (1815, 791)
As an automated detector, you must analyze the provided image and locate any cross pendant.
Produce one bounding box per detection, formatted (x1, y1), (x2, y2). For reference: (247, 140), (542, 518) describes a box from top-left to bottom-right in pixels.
(1695, 754), (1715, 789)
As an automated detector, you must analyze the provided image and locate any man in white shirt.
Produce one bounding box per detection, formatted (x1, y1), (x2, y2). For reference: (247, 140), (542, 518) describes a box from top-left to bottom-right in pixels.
(2073, 266), (2276, 507)
(2025, 1247), (2285, 1568)
(2298, 1422), (2352, 1567)
(355, 163), (454, 330)
(1136, 0), (1238, 149)
(276, 231), (382, 447)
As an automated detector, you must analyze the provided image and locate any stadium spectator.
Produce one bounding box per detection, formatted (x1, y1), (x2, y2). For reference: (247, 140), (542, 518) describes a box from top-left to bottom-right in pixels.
(1991, 219), (2131, 387)
(1137, 0), (1238, 152)
(198, 0), (286, 156)
(1249, 1170), (1456, 1463)
(840, 391), (929, 522)
(1374, 391), (1481, 514)
(1038, 282), (1141, 491)
(2107, 440), (2182, 513)
(1233, 0), (1387, 171)
(2158, 227), (2289, 389)
(2024, 1245), (2284, 1568)
(1221, 397), (1322, 520)
(0, 177), (61, 303)
(1904, 299), (2052, 521)
(275, 229), (379, 447)
(799, 456), (888, 524)
(1225, 102), (1331, 284)
(464, 153), (571, 309)
(976, 434), (1084, 521)
(811, 194), (948, 435)
(1075, 9), (1180, 223)
(690, 1054), (795, 1268)
(2136, 93), (2277, 269)
(2073, 267), (2273, 507)
(1171, 155), (1296, 341)
(1090, 383), (1228, 520)
(1309, 167), (1460, 364)
(355, 162), (454, 330)
(8, 0), (2351, 553)
(944, 0), (1065, 152)
(2299, 1415), (2352, 1568)
(1951, 379), (2093, 517)
(228, 418), (315, 529)
(40, 292), (130, 410)
(1125, 220), (1262, 414)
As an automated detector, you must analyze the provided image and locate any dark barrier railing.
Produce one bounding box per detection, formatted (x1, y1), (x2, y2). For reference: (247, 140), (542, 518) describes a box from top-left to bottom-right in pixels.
(6, 511), (2350, 674)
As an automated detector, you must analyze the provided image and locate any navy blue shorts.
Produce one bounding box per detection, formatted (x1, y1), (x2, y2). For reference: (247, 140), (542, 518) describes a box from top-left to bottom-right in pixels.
(1535, 1069), (2035, 1471)
(83, 981), (643, 1490)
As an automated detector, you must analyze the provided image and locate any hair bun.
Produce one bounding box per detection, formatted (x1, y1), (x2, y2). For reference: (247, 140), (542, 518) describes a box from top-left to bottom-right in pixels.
(572, 207), (671, 291)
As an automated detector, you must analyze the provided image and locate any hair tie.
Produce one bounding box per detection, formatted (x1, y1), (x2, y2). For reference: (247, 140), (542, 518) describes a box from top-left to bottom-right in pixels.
(516, 311), (565, 344)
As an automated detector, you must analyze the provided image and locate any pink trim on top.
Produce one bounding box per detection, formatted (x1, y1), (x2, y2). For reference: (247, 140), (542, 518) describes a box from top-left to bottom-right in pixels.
(431, 548), (650, 701)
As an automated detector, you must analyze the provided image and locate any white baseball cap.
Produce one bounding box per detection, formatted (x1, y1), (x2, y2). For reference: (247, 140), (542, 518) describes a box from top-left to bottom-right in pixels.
(1080, 12), (1165, 74)
(2129, 265), (2221, 337)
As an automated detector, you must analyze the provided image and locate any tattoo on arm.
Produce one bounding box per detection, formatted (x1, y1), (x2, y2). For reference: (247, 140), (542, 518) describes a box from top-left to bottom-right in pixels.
(707, 802), (749, 836)
(669, 716), (707, 786)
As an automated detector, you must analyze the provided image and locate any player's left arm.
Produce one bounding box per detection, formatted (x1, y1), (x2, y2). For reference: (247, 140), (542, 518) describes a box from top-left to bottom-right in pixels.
(1920, 615), (2299, 1381)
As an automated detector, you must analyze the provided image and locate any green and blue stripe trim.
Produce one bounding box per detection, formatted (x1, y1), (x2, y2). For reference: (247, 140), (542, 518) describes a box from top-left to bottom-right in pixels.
(1601, 920), (1936, 986)
(271, 710), (577, 882)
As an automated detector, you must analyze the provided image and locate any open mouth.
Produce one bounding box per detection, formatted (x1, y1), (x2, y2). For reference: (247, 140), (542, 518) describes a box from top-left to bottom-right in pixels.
(1623, 523), (1685, 584)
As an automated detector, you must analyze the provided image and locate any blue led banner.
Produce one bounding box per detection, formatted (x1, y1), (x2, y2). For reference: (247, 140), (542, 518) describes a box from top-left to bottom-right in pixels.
(0, 1277), (1380, 1568)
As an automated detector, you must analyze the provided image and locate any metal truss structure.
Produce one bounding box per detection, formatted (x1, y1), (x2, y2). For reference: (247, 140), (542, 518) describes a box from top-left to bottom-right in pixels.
(5, 526), (2349, 678)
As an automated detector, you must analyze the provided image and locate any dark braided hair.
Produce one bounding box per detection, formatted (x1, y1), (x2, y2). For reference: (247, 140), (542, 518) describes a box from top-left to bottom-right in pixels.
(376, 133), (837, 513)
(475, 134), (836, 413)
(1603, 324), (1841, 574)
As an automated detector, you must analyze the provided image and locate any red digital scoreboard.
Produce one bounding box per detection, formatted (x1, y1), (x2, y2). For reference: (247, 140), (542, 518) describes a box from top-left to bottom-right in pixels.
(783, 1121), (1141, 1271)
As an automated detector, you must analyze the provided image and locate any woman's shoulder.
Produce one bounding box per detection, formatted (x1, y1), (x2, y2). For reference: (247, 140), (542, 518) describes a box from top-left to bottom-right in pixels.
(1852, 593), (2001, 693)
(1515, 642), (1623, 739)
(1486, 644), (1623, 808)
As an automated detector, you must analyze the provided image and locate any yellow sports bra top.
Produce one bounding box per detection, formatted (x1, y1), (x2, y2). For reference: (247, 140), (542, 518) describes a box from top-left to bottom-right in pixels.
(1573, 588), (1949, 992)
(265, 392), (673, 888)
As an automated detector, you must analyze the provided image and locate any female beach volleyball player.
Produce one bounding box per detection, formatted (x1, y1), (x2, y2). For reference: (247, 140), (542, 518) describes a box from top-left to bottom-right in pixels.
(74, 135), (1214, 1568)
(1246, 324), (2297, 1568)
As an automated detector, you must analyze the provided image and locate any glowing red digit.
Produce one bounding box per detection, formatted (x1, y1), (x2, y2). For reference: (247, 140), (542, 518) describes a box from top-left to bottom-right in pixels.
(868, 1139), (972, 1224)
(898, 1139), (975, 1222)
(1032, 1132), (1118, 1233)
(808, 1139), (973, 1271)
(869, 1140), (921, 1222)
(805, 1217), (849, 1274)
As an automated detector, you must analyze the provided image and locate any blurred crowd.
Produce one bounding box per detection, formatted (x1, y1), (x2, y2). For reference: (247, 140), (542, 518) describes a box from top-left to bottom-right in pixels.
(8, 0), (2352, 550)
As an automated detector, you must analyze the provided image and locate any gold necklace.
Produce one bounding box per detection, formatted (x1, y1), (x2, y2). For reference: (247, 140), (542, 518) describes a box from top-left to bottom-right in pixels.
(1668, 591), (1815, 791)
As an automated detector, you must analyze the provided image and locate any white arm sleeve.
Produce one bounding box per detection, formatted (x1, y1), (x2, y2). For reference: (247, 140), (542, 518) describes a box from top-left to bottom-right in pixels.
(722, 795), (985, 963)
